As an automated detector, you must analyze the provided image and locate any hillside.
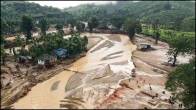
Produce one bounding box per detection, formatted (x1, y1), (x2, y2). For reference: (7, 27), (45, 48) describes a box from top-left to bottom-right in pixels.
(1, 1), (195, 35)
(65, 1), (195, 31)
(1, 1), (73, 34)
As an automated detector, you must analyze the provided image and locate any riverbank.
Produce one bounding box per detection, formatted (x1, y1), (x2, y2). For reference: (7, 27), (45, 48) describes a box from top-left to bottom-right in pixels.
(1, 52), (87, 109)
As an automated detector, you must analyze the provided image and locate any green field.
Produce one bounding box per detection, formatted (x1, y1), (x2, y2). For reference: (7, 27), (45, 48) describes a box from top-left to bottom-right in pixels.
(141, 26), (195, 42)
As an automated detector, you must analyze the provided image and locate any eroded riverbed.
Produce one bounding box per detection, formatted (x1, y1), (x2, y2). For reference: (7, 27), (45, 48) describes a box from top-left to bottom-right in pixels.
(13, 33), (137, 109)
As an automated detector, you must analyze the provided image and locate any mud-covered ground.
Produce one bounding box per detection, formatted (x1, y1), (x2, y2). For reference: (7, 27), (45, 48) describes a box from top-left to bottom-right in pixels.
(2, 33), (191, 109)
(59, 34), (190, 109)
(98, 34), (192, 109)
(11, 33), (135, 109)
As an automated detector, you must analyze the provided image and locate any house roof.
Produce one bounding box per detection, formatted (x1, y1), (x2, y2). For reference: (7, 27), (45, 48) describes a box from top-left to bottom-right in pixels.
(53, 48), (68, 57)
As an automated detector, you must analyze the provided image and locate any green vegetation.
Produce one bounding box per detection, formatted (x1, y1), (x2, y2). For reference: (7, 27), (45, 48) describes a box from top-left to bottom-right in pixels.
(123, 18), (137, 40)
(67, 18), (77, 28)
(166, 33), (195, 66)
(76, 22), (85, 32)
(152, 19), (160, 44)
(110, 15), (124, 30)
(88, 17), (99, 32)
(166, 58), (195, 109)
(0, 1), (195, 109)
(28, 33), (88, 61)
(20, 15), (34, 42)
(55, 24), (64, 36)
(66, 1), (195, 32)
(39, 18), (49, 36)
(0, 36), (5, 45)
(1, 1), (74, 35)
(1, 20), (9, 35)
(1, 1), (195, 36)
(0, 36), (6, 65)
(15, 35), (24, 47)
(142, 27), (195, 42)
(142, 25), (195, 67)
(135, 21), (142, 34)
(0, 45), (6, 65)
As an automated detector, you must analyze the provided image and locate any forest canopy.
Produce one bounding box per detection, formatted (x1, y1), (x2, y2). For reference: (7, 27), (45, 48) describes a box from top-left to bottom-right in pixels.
(1, 1), (195, 36)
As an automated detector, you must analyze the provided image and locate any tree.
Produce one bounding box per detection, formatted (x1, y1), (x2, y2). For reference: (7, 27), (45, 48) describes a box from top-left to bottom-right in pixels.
(135, 21), (142, 34)
(76, 22), (85, 32)
(152, 19), (160, 44)
(164, 1), (171, 10)
(1, 19), (9, 36)
(81, 35), (88, 51)
(166, 33), (195, 66)
(155, 30), (160, 44)
(180, 16), (195, 32)
(29, 43), (45, 60)
(0, 45), (6, 65)
(55, 24), (64, 36)
(83, 36), (88, 45)
(67, 18), (76, 28)
(123, 18), (136, 40)
(0, 36), (5, 46)
(39, 18), (49, 36)
(110, 16), (124, 30)
(15, 35), (25, 47)
(166, 58), (195, 109)
(88, 17), (98, 33)
(21, 15), (34, 42)
(97, 21), (108, 30)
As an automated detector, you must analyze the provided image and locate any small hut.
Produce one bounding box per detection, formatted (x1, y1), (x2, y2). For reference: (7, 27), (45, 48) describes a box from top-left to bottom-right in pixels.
(37, 54), (57, 68)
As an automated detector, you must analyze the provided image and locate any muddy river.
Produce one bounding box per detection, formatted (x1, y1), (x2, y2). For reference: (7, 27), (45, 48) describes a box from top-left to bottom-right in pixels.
(12, 33), (136, 109)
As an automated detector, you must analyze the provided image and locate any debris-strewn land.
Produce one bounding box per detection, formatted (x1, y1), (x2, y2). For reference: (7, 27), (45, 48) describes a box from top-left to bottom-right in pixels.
(1, 52), (87, 108)
(1, 32), (94, 108)
(58, 34), (190, 109)
(2, 33), (191, 109)
(98, 34), (191, 109)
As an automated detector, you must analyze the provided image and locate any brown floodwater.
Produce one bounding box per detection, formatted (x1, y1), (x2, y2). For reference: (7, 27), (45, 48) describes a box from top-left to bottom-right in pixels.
(13, 33), (136, 109)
